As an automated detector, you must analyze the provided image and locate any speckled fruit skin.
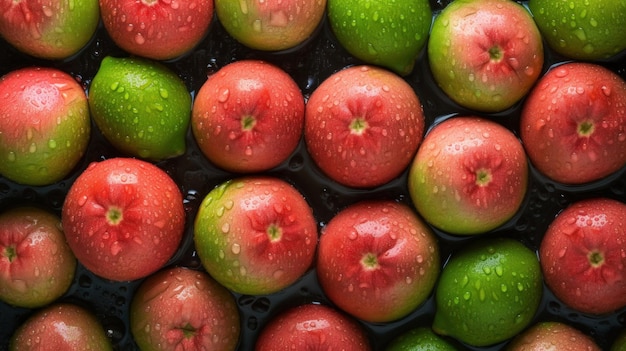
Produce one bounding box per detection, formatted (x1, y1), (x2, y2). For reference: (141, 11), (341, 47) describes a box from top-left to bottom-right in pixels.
(193, 176), (317, 295)
(317, 200), (439, 323)
(61, 157), (185, 282)
(254, 304), (372, 350)
(99, 0), (214, 60)
(327, 0), (432, 76)
(215, 0), (326, 52)
(88, 56), (191, 161)
(130, 267), (240, 351)
(0, 207), (76, 308)
(408, 116), (528, 235)
(0, 67), (91, 186)
(10, 302), (113, 351)
(428, 0), (544, 112)
(192, 60), (305, 173)
(539, 197), (626, 315)
(385, 327), (458, 351)
(305, 65), (425, 188)
(0, 0), (99, 60)
(506, 321), (601, 351)
(528, 0), (626, 61)
(432, 238), (543, 347)
(520, 62), (626, 185)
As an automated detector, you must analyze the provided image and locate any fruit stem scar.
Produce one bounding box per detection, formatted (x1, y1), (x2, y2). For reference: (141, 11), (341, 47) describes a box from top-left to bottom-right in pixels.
(489, 46), (503, 61)
(350, 117), (369, 135)
(3, 245), (17, 262)
(475, 168), (492, 186)
(267, 224), (282, 242)
(361, 252), (380, 270)
(578, 120), (595, 136)
(106, 206), (123, 225)
(241, 115), (257, 131)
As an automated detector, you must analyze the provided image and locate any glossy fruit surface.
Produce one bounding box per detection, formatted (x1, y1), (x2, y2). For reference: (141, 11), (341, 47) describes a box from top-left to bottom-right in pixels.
(408, 116), (528, 235)
(327, 0), (432, 76)
(89, 56), (191, 161)
(130, 266), (240, 351)
(192, 60), (304, 173)
(506, 321), (601, 351)
(62, 157), (185, 281)
(528, 0), (626, 60)
(194, 176), (317, 295)
(385, 327), (458, 351)
(0, 67), (90, 186)
(0, 207), (76, 308)
(432, 238), (543, 347)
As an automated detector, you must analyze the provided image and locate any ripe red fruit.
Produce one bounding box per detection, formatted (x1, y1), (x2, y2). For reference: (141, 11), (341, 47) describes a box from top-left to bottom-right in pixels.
(9, 302), (113, 351)
(0, 207), (76, 308)
(99, 0), (214, 60)
(540, 197), (626, 315)
(254, 304), (372, 350)
(305, 65), (425, 188)
(193, 176), (318, 295)
(408, 116), (528, 235)
(506, 321), (601, 351)
(520, 62), (626, 185)
(317, 200), (439, 323)
(61, 157), (185, 281)
(130, 267), (240, 351)
(0, 67), (91, 186)
(192, 60), (305, 173)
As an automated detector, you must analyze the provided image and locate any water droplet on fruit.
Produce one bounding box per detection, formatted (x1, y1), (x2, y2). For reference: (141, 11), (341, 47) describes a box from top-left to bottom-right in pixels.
(231, 243), (241, 255)
(135, 33), (145, 45)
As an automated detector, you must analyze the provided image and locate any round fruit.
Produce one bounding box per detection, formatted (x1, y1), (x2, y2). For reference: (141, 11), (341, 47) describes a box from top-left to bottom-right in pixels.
(408, 116), (528, 235)
(193, 176), (318, 295)
(192, 60), (305, 173)
(215, 0), (327, 51)
(0, 0), (100, 60)
(0, 207), (76, 308)
(428, 0), (544, 112)
(305, 65), (425, 188)
(0, 67), (91, 186)
(540, 197), (626, 315)
(317, 200), (439, 323)
(9, 303), (113, 351)
(255, 304), (372, 350)
(432, 238), (543, 347)
(506, 321), (601, 351)
(327, 0), (432, 76)
(130, 267), (240, 351)
(520, 62), (626, 185)
(385, 327), (459, 351)
(100, 0), (214, 60)
(88, 56), (191, 161)
(528, 0), (626, 61)
(62, 157), (185, 281)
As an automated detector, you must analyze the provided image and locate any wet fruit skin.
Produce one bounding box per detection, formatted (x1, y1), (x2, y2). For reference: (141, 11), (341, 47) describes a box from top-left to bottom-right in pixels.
(192, 60), (305, 173)
(408, 116), (528, 235)
(317, 200), (439, 323)
(539, 197), (626, 315)
(193, 176), (318, 295)
(384, 326), (459, 351)
(99, 0), (214, 60)
(505, 321), (601, 351)
(9, 302), (113, 351)
(254, 303), (372, 351)
(88, 56), (191, 161)
(326, 0), (432, 76)
(520, 62), (626, 185)
(130, 266), (240, 351)
(528, 0), (626, 61)
(0, 207), (76, 308)
(305, 65), (425, 188)
(61, 157), (186, 282)
(428, 0), (544, 112)
(215, 0), (326, 52)
(0, 67), (91, 186)
(432, 238), (543, 347)
(0, 0), (100, 60)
